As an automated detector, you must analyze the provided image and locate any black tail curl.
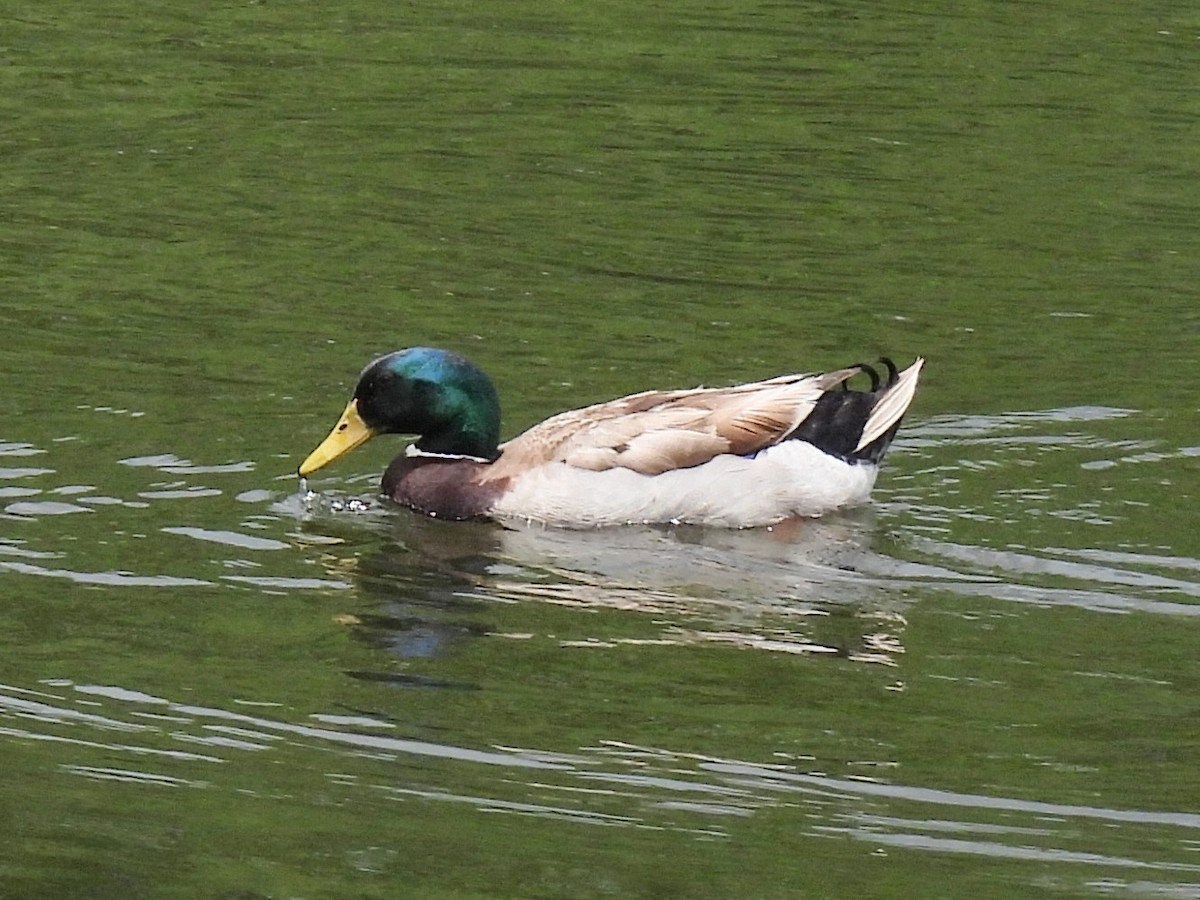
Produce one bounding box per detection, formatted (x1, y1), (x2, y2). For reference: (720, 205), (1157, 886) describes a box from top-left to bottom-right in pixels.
(840, 358), (898, 394)
(789, 357), (906, 465)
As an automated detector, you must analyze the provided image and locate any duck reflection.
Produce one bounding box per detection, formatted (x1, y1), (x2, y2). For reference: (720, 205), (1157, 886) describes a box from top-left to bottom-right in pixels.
(299, 499), (912, 679)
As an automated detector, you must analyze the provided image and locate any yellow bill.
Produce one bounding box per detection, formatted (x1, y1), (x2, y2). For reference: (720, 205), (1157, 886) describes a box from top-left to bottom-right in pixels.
(299, 398), (375, 476)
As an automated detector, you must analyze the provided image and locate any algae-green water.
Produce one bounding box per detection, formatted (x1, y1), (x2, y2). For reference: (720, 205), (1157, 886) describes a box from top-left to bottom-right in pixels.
(2, 2), (1198, 897)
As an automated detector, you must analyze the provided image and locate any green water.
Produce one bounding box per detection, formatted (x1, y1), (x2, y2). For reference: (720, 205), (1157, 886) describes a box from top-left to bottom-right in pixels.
(3, 2), (1198, 897)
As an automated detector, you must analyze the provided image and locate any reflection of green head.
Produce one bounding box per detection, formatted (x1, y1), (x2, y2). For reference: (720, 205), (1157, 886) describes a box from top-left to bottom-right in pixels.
(354, 348), (502, 460)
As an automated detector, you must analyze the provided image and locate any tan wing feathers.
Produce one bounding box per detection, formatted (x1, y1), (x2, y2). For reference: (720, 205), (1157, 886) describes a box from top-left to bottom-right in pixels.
(707, 396), (806, 454)
(567, 428), (731, 475)
(704, 366), (861, 452)
(482, 367), (863, 481)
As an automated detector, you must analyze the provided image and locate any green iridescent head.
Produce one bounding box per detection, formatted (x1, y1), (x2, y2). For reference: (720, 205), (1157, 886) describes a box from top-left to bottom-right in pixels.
(299, 347), (502, 475)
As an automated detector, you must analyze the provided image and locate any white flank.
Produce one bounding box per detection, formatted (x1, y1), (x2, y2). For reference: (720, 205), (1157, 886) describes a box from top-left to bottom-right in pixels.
(854, 357), (925, 452)
(491, 441), (879, 528)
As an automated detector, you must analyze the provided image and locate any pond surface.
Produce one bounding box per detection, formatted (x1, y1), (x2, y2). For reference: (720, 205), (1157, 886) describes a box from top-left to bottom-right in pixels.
(2, 2), (1198, 897)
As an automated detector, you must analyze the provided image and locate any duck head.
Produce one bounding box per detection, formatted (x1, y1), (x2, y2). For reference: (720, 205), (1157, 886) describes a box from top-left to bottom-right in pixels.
(299, 347), (502, 476)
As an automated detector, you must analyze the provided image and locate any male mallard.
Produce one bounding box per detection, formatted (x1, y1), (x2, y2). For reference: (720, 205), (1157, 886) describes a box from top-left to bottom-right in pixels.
(299, 348), (923, 528)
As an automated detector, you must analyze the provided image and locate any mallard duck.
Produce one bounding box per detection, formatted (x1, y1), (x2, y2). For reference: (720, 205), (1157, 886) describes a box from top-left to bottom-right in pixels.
(299, 348), (924, 528)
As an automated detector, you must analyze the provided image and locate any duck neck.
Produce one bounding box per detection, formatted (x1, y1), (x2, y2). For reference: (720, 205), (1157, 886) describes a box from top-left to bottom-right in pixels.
(414, 424), (498, 461)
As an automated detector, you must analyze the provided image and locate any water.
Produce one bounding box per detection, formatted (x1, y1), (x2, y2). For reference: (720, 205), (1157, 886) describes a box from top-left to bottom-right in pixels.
(3, 1), (1199, 897)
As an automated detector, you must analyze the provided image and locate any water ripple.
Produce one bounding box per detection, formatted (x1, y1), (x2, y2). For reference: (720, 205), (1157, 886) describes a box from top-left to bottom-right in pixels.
(0, 560), (212, 587)
(162, 526), (291, 551)
(3, 681), (1196, 869)
(120, 454), (256, 475)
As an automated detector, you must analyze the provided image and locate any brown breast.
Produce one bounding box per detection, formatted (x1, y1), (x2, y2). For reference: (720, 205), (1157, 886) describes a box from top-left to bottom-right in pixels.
(381, 455), (509, 520)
